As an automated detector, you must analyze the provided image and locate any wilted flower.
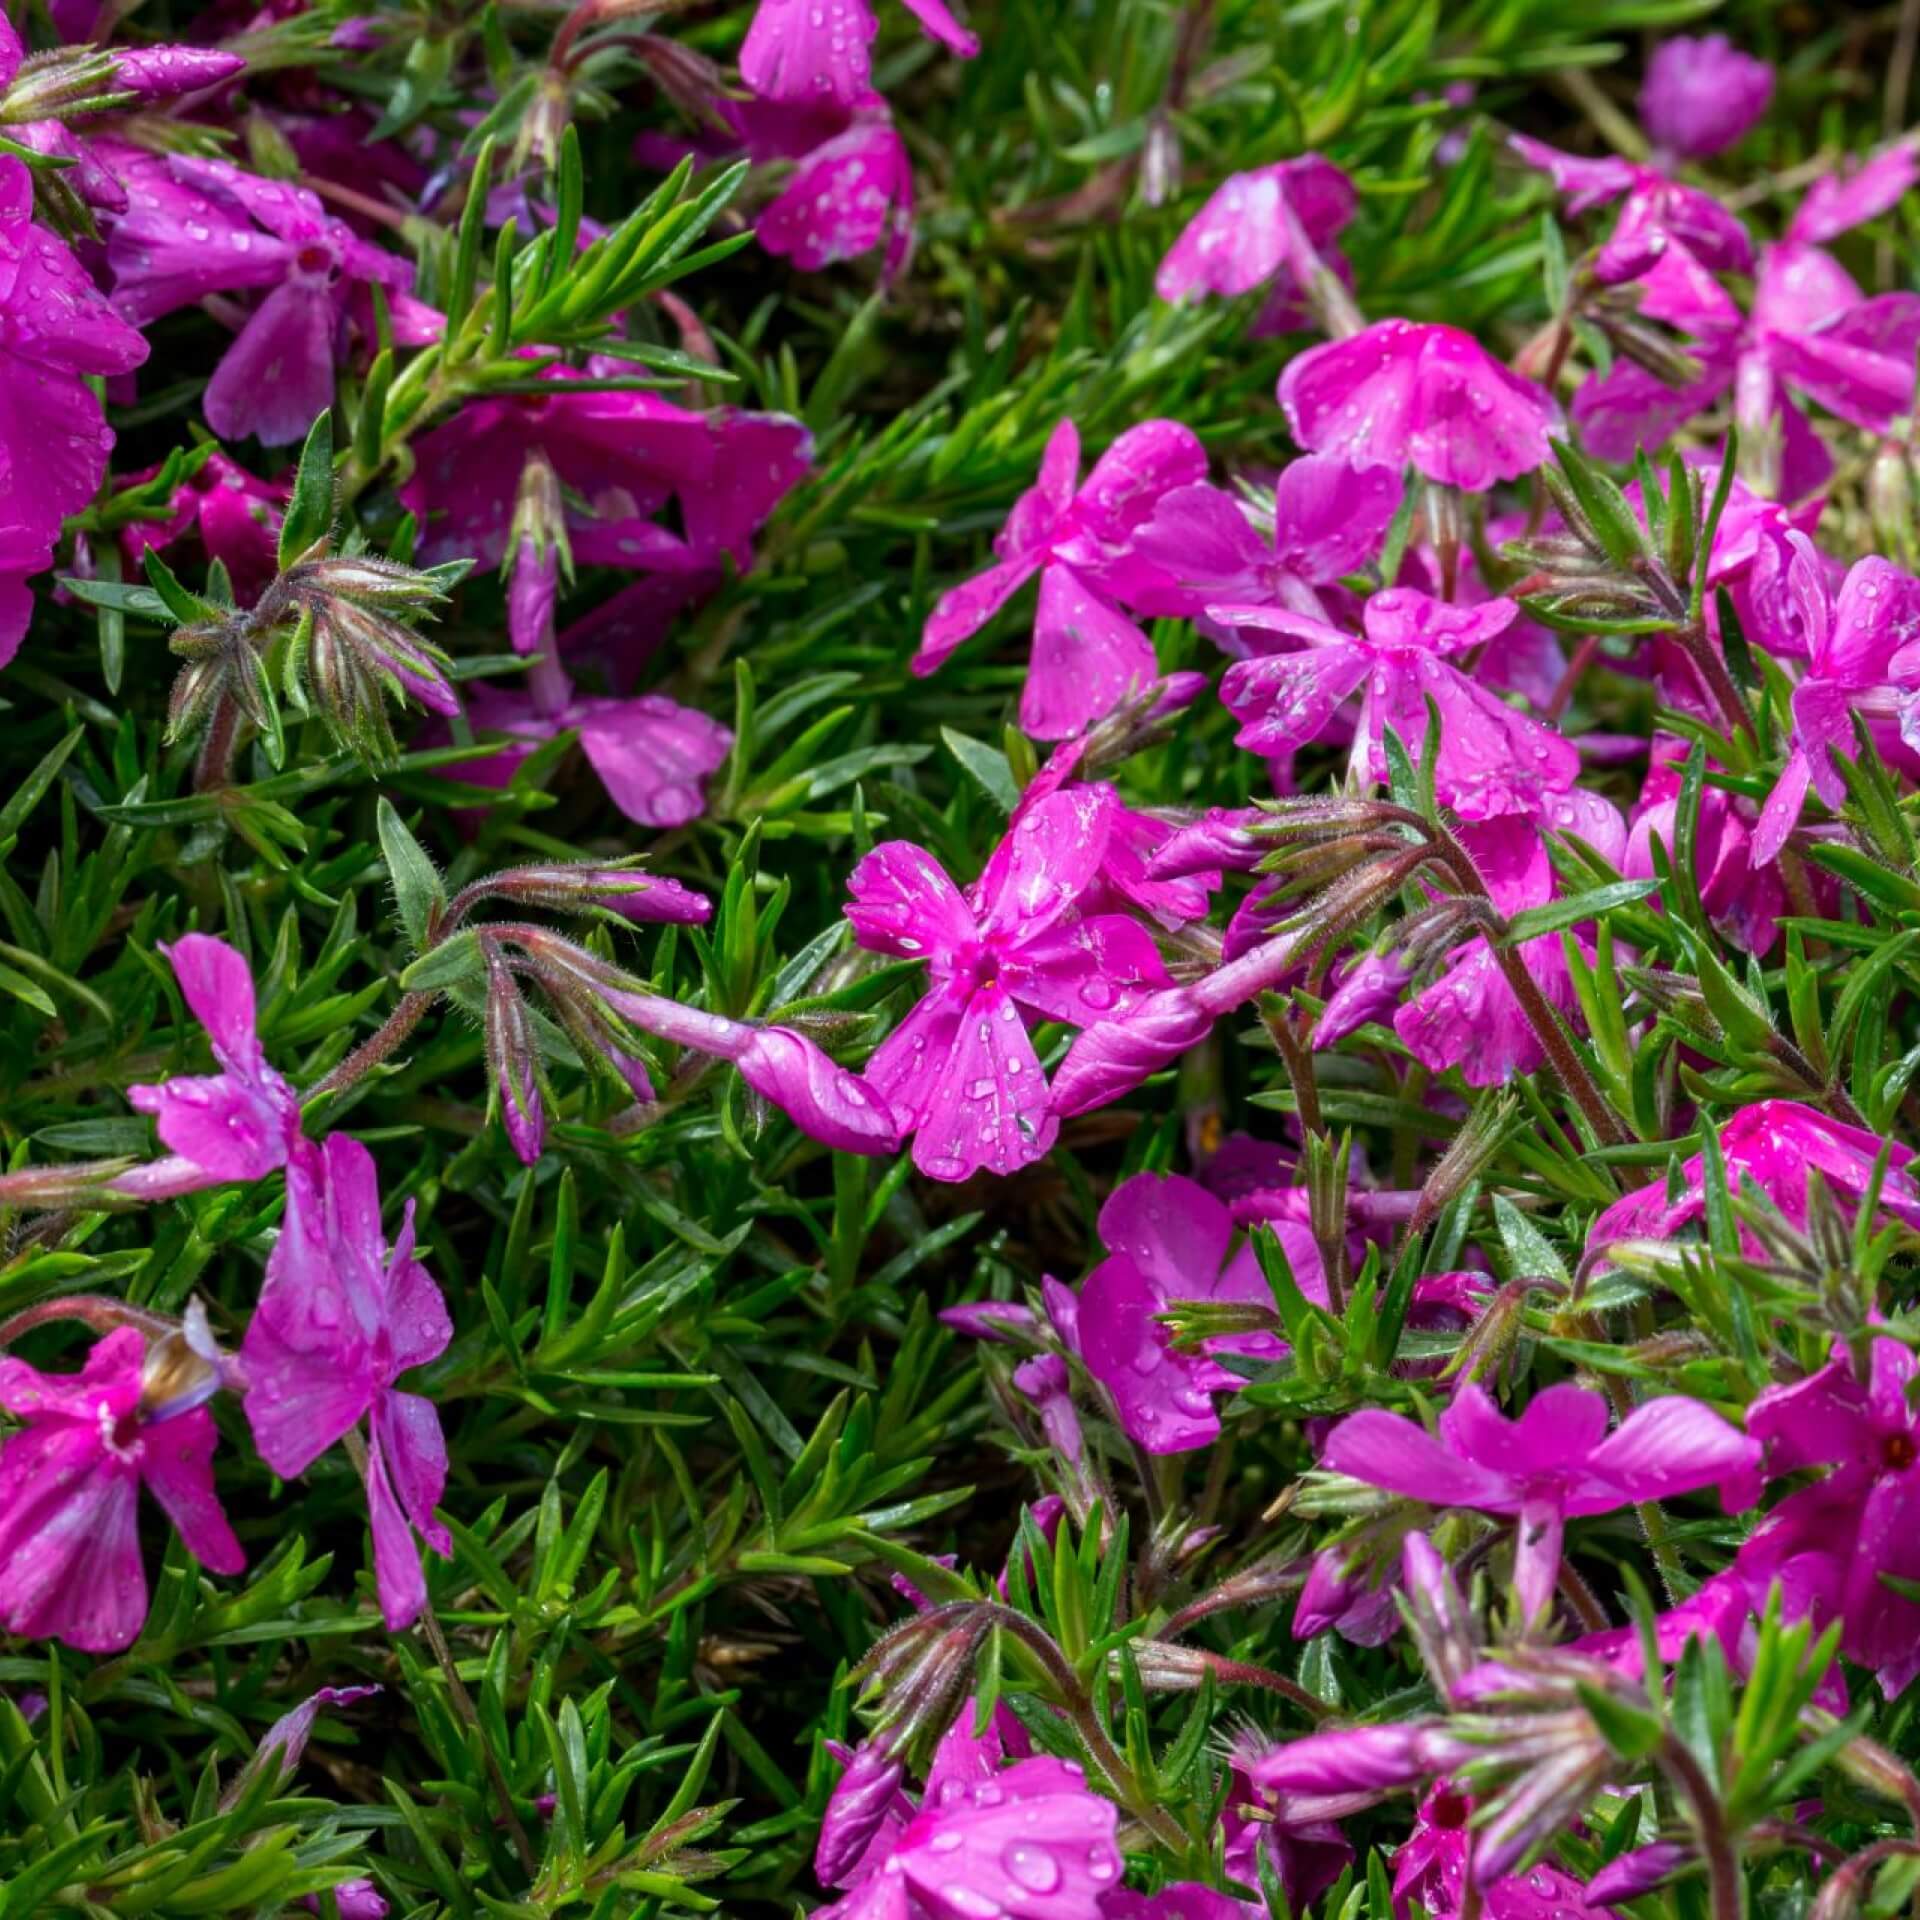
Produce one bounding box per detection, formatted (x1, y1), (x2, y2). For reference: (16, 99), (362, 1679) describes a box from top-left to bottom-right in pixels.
(0, 1326), (244, 1650)
(241, 1134), (453, 1632)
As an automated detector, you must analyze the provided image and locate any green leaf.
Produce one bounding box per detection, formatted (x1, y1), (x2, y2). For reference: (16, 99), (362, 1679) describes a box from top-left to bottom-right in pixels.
(377, 798), (446, 951)
(279, 411), (335, 567)
(940, 727), (1021, 813)
(1504, 878), (1661, 943)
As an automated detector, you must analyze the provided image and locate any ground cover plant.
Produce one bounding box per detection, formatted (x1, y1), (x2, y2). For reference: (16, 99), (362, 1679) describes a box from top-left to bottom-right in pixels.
(9, 0), (1920, 1915)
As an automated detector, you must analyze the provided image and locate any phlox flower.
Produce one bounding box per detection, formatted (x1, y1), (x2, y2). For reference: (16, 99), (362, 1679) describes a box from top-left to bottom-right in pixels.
(1277, 320), (1559, 492)
(0, 153), (148, 660)
(1217, 587), (1579, 822)
(814, 1731), (1121, 1920)
(1572, 149), (1920, 496)
(0, 1326), (243, 1651)
(1737, 1335), (1920, 1697)
(118, 448), (285, 606)
(1120, 457), (1402, 640)
(846, 789), (1173, 1181)
(1154, 155), (1356, 333)
(1586, 1098), (1920, 1258)
(1319, 1379), (1760, 1620)
(757, 98), (915, 279)
(1640, 35), (1773, 162)
(118, 934), (301, 1200)
(912, 417), (1208, 740)
(1076, 1171), (1309, 1454)
(1746, 542), (1920, 863)
(241, 1133), (452, 1631)
(741, 0), (977, 108)
(105, 155), (415, 445)
(1392, 1781), (1623, 1920)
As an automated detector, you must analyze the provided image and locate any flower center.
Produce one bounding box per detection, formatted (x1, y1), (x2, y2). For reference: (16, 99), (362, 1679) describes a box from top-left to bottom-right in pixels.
(1429, 1790), (1471, 1830)
(1884, 1431), (1917, 1472)
(295, 242), (336, 276)
(97, 1400), (145, 1463)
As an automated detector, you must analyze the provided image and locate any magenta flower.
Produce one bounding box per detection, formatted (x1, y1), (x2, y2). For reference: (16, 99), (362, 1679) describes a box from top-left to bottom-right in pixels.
(1586, 1099), (1920, 1258)
(1392, 799), (1625, 1088)
(1155, 156), (1356, 327)
(1078, 1171), (1310, 1453)
(119, 449), (285, 607)
(1217, 588), (1579, 822)
(117, 935), (301, 1200)
(1103, 1890), (1262, 1920)
(300, 1887), (388, 1920)
(1640, 35), (1774, 161)
(401, 382), (810, 579)
(1736, 1336), (1920, 1697)
(1221, 1749), (1359, 1909)
(448, 680), (734, 831)
(813, 1749), (1121, 1919)
(1393, 1781), (1623, 1920)
(0, 153), (147, 661)
(741, 0), (978, 108)
(0, 1327), (244, 1651)
(1748, 544), (1920, 863)
(846, 789), (1173, 1180)
(757, 101), (914, 279)
(106, 155), (410, 444)
(1573, 150), (1920, 491)
(1121, 457), (1402, 637)
(241, 1134), (453, 1632)
(1320, 1380), (1760, 1620)
(912, 417), (1208, 739)
(1277, 320), (1558, 492)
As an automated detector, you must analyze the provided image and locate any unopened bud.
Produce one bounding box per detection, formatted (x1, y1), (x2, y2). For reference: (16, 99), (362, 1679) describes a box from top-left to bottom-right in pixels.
(1587, 1841), (1695, 1903)
(506, 453), (570, 657)
(815, 1739), (906, 1888)
(468, 863), (711, 925)
(110, 46), (246, 101)
(1870, 442), (1916, 565)
(484, 949), (545, 1165)
(0, 48), (119, 123)
(0, 1156), (143, 1211)
(1149, 807), (1268, 879)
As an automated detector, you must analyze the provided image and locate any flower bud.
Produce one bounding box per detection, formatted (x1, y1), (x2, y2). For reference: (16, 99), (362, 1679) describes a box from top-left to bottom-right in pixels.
(1587, 1841), (1695, 1902)
(1236, 1721), (1455, 1794)
(815, 1740), (906, 1889)
(506, 453), (571, 657)
(467, 863), (711, 925)
(0, 48), (118, 123)
(0, 1158), (145, 1212)
(1149, 807), (1268, 880)
(1870, 442), (1916, 566)
(484, 949), (545, 1165)
(110, 46), (246, 101)
(1048, 985), (1217, 1116)
(731, 1027), (899, 1155)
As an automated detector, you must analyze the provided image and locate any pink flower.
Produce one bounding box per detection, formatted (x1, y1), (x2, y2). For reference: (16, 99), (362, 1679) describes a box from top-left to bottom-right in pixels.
(814, 1745), (1121, 1919)
(1627, 756), (1783, 954)
(1277, 320), (1557, 491)
(1737, 1336), (1920, 1697)
(847, 790), (1172, 1180)
(1101, 1890), (1261, 1920)
(241, 1134), (453, 1631)
(400, 382), (810, 578)
(300, 1886), (388, 1920)
(0, 153), (148, 662)
(1573, 151), (1920, 489)
(1393, 1781), (1623, 1920)
(757, 101), (914, 279)
(1749, 543), (1920, 863)
(1121, 457), (1401, 636)
(446, 681), (734, 831)
(1640, 35), (1773, 161)
(119, 449), (285, 606)
(0, 1327), (244, 1650)
(1320, 1380), (1760, 1620)
(118, 935), (301, 1200)
(1078, 1171), (1308, 1453)
(912, 418), (1208, 739)
(741, 0), (977, 109)
(1217, 588), (1579, 821)
(106, 155), (411, 444)
(1155, 156), (1355, 320)
(1587, 1099), (1920, 1257)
